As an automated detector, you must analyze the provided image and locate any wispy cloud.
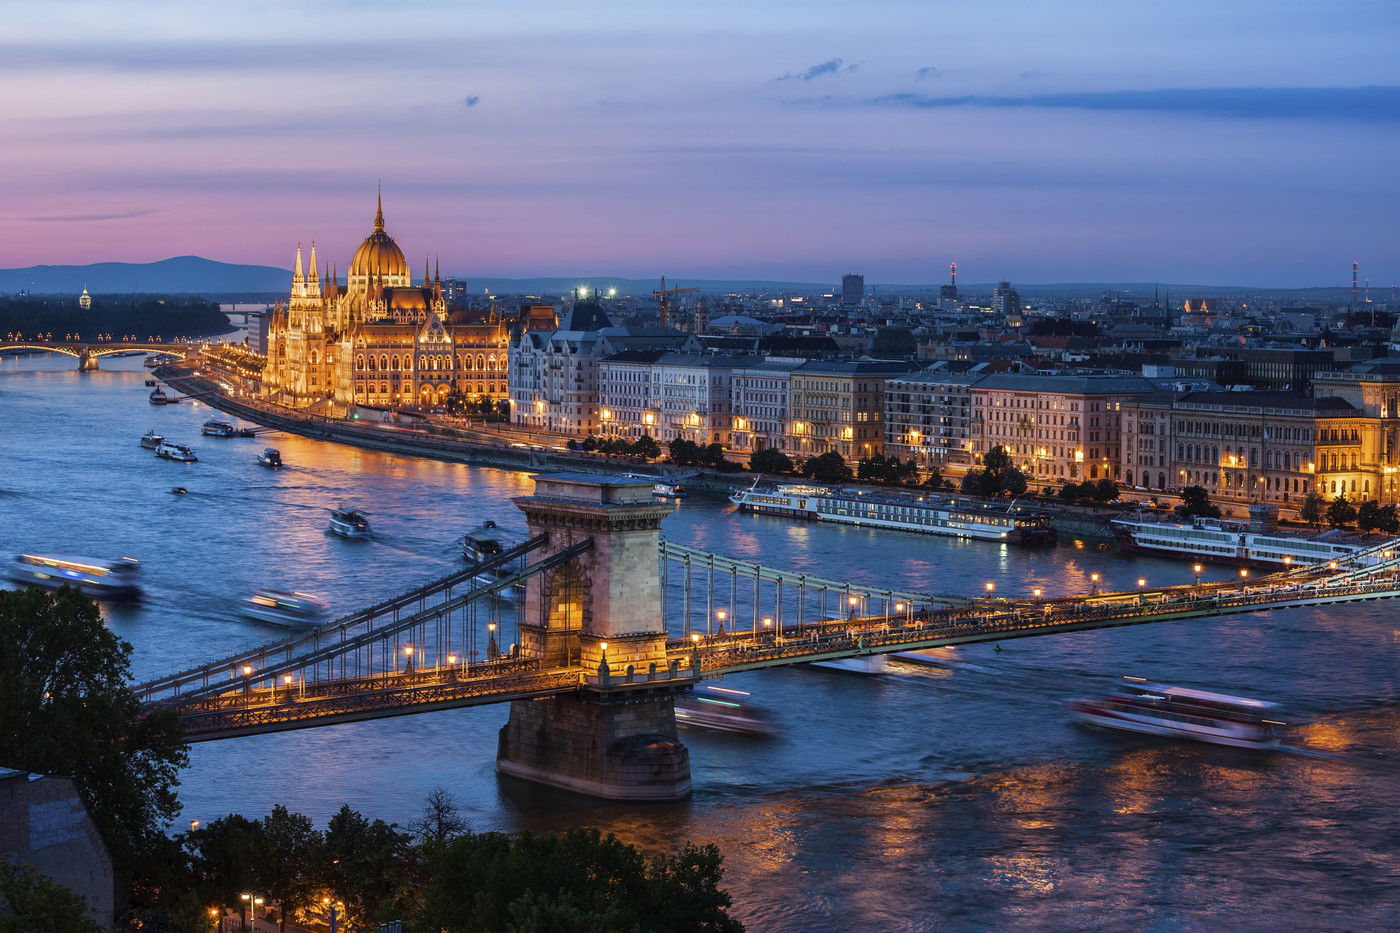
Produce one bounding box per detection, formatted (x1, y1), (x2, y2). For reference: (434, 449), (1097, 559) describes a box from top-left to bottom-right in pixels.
(776, 58), (858, 82)
(27, 209), (155, 223)
(462, 95), (481, 108)
(914, 66), (941, 81)
(865, 86), (1400, 120)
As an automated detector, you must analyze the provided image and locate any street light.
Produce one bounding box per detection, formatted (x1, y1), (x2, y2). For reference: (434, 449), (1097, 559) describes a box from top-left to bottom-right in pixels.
(1032, 587), (1042, 599)
(1090, 572), (1100, 596)
(1239, 568), (1249, 579)
(1193, 563), (1203, 585)
(984, 581), (995, 594)
(715, 608), (726, 635)
(1137, 578), (1147, 588)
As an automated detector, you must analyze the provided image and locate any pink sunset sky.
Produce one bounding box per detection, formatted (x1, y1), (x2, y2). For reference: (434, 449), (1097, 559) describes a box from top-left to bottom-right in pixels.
(5, 0), (1399, 285)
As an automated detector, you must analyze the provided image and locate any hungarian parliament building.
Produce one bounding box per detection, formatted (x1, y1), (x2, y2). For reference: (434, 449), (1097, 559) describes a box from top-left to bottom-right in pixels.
(261, 194), (539, 411)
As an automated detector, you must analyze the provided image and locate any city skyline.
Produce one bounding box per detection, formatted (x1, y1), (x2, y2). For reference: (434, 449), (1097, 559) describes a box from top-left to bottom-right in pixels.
(5, 0), (1398, 285)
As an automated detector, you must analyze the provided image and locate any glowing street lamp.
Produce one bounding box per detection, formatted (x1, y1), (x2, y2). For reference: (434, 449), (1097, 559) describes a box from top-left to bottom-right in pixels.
(1239, 568), (1249, 579)
(1090, 572), (1100, 596)
(984, 581), (995, 594)
(1193, 563), (1203, 585)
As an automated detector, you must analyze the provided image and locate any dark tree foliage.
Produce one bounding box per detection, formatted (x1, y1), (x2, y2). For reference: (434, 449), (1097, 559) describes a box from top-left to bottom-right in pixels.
(800, 451), (852, 483)
(0, 586), (188, 879)
(0, 860), (100, 933)
(668, 439), (735, 470)
(1326, 495), (1358, 529)
(960, 445), (1029, 498)
(922, 468), (947, 489)
(1300, 491), (1327, 527)
(856, 454), (920, 486)
(1058, 478), (1119, 504)
(749, 447), (794, 475)
(0, 295), (233, 340)
(418, 828), (742, 933)
(322, 805), (420, 930)
(588, 434), (662, 460)
(1176, 485), (1221, 519)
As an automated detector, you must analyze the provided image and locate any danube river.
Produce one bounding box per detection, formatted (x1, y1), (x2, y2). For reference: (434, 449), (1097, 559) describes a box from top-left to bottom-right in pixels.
(5, 355), (1400, 930)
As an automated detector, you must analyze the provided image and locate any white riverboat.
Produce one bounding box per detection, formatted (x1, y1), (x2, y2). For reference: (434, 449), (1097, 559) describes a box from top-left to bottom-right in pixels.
(1111, 512), (1374, 569)
(328, 507), (372, 538)
(674, 686), (777, 735)
(256, 448), (282, 469)
(241, 590), (326, 628)
(1071, 680), (1286, 750)
(9, 553), (142, 599)
(731, 482), (1055, 546)
(139, 430), (164, 449)
(201, 419), (235, 438)
(154, 442), (198, 462)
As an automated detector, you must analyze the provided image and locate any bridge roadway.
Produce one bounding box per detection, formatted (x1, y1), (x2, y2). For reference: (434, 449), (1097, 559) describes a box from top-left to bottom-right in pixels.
(161, 567), (1400, 742)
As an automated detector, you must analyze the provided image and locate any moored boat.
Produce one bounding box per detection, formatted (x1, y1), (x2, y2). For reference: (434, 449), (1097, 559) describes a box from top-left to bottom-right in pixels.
(674, 686), (777, 735)
(731, 481), (1055, 546)
(329, 506), (372, 538)
(148, 386), (173, 405)
(1071, 679), (1286, 750)
(8, 553), (141, 599)
(154, 442), (197, 462)
(240, 590), (327, 627)
(256, 448), (283, 469)
(139, 430), (164, 449)
(1111, 510), (1374, 569)
(201, 420), (235, 438)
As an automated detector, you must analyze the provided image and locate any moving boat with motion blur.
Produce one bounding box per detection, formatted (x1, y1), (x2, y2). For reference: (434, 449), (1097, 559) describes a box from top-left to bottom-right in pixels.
(256, 448), (283, 469)
(624, 473), (687, 498)
(9, 553), (141, 599)
(462, 520), (525, 600)
(674, 685), (777, 735)
(139, 430), (164, 449)
(1071, 678), (1287, 750)
(154, 442), (197, 462)
(328, 506), (372, 538)
(240, 590), (327, 628)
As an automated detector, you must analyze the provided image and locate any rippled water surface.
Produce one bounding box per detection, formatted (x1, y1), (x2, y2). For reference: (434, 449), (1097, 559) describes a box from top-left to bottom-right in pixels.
(5, 355), (1400, 930)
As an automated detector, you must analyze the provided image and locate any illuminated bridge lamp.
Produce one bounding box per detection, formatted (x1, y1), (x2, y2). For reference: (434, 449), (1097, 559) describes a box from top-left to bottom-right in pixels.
(1137, 578), (1147, 588)
(1090, 573), (1100, 595)
(1032, 588), (1042, 599)
(1193, 563), (1203, 585)
(1239, 568), (1249, 579)
(241, 664), (253, 677)
(447, 653), (458, 666)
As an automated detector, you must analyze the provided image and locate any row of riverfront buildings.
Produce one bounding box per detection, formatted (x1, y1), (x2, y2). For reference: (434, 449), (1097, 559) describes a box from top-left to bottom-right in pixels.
(256, 199), (1400, 508)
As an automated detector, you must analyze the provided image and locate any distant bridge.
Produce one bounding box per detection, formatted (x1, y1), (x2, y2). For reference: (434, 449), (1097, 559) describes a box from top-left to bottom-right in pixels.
(131, 474), (1400, 799)
(0, 341), (193, 370)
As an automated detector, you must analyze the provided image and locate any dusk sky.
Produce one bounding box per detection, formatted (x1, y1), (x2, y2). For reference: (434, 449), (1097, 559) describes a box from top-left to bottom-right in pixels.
(7, 0), (1399, 285)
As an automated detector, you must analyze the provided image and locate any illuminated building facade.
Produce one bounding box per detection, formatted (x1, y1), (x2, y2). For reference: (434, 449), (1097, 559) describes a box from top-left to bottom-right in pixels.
(263, 193), (512, 410)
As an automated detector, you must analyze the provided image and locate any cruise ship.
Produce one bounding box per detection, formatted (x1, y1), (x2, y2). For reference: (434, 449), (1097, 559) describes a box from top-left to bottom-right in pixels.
(1111, 507), (1375, 569)
(730, 482), (1055, 546)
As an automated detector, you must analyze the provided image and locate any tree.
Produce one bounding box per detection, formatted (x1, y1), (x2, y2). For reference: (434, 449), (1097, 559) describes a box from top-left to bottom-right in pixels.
(749, 447), (794, 475)
(419, 828), (742, 933)
(188, 814), (265, 916)
(1176, 485), (1220, 519)
(0, 860), (99, 933)
(322, 805), (418, 930)
(801, 451), (852, 484)
(1326, 495), (1357, 529)
(668, 438), (702, 466)
(258, 806), (322, 933)
(632, 434), (661, 461)
(1300, 491), (1326, 527)
(960, 445), (1028, 498)
(922, 468), (945, 489)
(1358, 499), (1383, 533)
(412, 787), (469, 847)
(1379, 504), (1399, 535)
(0, 587), (188, 878)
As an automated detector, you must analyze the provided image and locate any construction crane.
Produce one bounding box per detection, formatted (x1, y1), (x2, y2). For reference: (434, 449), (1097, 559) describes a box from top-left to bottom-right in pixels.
(653, 275), (699, 328)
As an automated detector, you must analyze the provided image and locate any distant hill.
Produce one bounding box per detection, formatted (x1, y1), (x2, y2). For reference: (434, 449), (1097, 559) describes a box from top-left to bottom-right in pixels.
(0, 256), (289, 294)
(0, 257), (1362, 300)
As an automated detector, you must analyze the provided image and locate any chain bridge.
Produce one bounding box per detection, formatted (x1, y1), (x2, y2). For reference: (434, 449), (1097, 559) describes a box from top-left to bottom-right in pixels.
(0, 340), (192, 370)
(134, 473), (1400, 800)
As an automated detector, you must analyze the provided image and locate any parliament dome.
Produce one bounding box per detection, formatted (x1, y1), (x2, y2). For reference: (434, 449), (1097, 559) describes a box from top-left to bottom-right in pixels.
(348, 192), (409, 284)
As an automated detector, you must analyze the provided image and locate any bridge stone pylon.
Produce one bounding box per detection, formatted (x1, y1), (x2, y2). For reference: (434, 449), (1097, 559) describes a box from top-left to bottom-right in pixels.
(497, 473), (692, 800)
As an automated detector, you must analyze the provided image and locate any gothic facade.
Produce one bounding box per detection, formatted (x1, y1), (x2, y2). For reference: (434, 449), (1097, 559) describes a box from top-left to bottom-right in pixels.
(262, 194), (512, 410)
